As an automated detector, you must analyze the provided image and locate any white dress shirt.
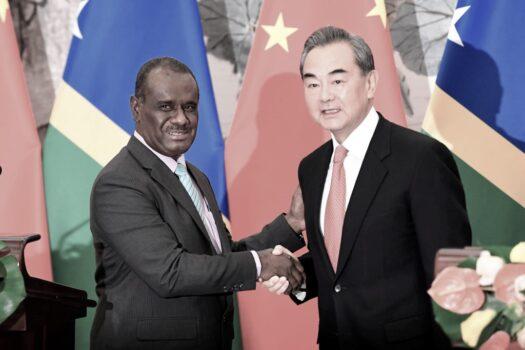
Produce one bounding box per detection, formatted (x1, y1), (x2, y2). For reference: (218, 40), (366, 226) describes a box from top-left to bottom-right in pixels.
(319, 107), (379, 234)
(133, 132), (262, 275)
(294, 108), (379, 300)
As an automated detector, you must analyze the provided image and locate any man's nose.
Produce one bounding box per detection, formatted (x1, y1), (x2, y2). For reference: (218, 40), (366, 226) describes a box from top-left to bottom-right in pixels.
(320, 85), (333, 102)
(169, 107), (188, 123)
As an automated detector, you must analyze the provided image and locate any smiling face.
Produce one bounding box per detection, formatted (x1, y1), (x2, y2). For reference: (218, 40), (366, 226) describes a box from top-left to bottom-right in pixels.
(302, 41), (378, 143)
(131, 66), (199, 159)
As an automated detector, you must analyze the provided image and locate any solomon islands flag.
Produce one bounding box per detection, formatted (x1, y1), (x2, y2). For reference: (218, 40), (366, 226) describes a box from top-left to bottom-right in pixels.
(423, 0), (524, 245)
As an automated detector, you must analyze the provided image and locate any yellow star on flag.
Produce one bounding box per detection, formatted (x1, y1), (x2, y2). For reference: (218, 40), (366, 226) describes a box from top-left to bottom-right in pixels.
(366, 0), (387, 28)
(0, 0), (9, 23)
(261, 12), (298, 52)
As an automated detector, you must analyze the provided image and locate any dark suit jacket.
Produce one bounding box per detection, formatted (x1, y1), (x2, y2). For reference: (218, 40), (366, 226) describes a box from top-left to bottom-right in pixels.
(90, 137), (304, 350)
(296, 115), (471, 349)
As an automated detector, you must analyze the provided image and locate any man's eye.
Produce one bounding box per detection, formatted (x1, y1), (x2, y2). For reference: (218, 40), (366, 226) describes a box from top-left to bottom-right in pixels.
(333, 80), (343, 85)
(160, 104), (171, 110)
(183, 105), (196, 112)
(307, 83), (319, 89)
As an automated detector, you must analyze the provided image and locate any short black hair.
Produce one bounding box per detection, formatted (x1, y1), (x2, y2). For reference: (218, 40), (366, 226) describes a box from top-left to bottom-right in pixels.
(134, 57), (199, 99)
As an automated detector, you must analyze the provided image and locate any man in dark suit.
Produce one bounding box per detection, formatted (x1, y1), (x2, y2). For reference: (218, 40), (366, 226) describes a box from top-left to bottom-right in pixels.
(264, 26), (471, 349)
(90, 57), (305, 349)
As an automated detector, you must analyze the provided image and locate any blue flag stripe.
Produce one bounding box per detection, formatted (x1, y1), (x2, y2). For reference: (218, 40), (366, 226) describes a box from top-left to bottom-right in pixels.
(436, 0), (525, 152)
(62, 0), (229, 214)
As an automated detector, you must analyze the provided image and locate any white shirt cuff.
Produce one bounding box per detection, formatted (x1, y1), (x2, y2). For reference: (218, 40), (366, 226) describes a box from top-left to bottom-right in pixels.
(293, 282), (307, 301)
(250, 250), (261, 278)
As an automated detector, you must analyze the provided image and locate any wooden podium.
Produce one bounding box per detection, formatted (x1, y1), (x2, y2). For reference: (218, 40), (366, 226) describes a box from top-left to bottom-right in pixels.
(434, 246), (483, 276)
(0, 234), (96, 349)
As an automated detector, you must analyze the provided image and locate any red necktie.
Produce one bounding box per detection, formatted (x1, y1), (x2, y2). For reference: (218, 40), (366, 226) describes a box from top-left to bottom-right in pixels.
(324, 145), (348, 272)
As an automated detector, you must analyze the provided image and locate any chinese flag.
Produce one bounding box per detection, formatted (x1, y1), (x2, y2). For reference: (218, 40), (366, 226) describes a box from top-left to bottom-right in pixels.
(0, 2), (53, 280)
(225, 0), (404, 348)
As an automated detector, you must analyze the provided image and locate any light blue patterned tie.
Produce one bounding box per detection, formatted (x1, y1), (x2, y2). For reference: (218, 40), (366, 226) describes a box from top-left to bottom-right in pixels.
(175, 162), (205, 217)
(175, 162), (221, 253)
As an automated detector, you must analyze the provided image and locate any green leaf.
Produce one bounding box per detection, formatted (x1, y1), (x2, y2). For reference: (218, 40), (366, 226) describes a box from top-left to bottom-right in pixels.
(475, 298), (514, 346)
(0, 241), (9, 259)
(502, 304), (524, 323)
(483, 296), (506, 312)
(0, 255), (26, 324)
(432, 301), (469, 343)
(484, 246), (512, 263)
(476, 311), (509, 346)
(501, 303), (525, 337)
(510, 318), (525, 337)
(458, 256), (478, 269)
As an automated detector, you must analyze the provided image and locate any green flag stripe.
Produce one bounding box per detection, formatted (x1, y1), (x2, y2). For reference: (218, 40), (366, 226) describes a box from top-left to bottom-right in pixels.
(43, 125), (101, 350)
(455, 155), (524, 246)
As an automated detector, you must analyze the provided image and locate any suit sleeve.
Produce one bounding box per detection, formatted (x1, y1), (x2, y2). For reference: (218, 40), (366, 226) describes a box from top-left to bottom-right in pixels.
(198, 174), (305, 254)
(91, 172), (258, 298)
(288, 158), (319, 304)
(409, 140), (472, 287)
(290, 252), (318, 304)
(230, 215), (305, 253)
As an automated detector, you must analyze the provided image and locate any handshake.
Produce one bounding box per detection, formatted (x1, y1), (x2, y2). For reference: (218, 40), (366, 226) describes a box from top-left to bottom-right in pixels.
(257, 245), (304, 295)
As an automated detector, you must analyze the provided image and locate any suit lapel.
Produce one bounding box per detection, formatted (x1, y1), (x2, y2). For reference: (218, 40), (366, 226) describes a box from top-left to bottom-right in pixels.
(335, 116), (391, 279)
(127, 137), (210, 247)
(307, 141), (337, 277)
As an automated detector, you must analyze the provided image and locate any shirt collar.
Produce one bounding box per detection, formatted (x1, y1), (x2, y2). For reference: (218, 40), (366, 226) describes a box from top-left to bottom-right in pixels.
(133, 131), (184, 173)
(330, 106), (379, 160)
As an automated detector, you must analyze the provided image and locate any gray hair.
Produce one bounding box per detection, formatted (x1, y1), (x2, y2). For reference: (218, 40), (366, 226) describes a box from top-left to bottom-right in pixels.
(299, 26), (375, 77)
(134, 57), (199, 100)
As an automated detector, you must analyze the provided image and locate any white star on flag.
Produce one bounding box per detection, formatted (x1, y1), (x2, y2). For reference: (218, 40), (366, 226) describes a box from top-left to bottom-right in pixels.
(72, 0), (89, 39)
(366, 0), (387, 28)
(261, 12), (298, 52)
(448, 5), (470, 46)
(0, 0), (9, 23)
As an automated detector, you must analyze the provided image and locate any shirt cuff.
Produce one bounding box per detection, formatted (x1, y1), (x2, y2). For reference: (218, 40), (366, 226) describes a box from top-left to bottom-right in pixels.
(293, 282), (307, 301)
(250, 250), (261, 278)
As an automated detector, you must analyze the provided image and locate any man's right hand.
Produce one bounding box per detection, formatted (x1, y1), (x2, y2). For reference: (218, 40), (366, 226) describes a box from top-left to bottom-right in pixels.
(257, 248), (305, 293)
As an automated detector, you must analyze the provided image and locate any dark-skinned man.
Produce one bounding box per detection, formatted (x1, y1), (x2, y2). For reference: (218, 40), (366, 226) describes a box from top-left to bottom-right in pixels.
(89, 57), (305, 350)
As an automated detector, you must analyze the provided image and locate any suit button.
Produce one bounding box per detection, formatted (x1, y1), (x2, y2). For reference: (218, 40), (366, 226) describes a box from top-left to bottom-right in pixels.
(334, 284), (341, 293)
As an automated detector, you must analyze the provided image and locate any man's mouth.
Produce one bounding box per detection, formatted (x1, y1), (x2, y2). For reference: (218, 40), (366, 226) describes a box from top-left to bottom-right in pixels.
(321, 108), (341, 115)
(165, 127), (190, 138)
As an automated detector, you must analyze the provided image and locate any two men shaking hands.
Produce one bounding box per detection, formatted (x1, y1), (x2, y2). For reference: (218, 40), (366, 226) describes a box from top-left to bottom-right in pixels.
(90, 25), (471, 350)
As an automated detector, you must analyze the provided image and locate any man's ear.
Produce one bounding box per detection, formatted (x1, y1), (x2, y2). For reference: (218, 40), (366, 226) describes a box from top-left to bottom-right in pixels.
(366, 70), (378, 99)
(130, 95), (140, 123)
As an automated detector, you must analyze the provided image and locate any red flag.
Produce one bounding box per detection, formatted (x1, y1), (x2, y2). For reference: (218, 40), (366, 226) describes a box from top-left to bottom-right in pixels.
(225, 0), (405, 348)
(0, 3), (53, 280)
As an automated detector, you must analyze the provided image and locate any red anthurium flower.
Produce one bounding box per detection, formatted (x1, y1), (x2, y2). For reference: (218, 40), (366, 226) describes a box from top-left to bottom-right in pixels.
(428, 266), (485, 314)
(494, 264), (525, 305)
